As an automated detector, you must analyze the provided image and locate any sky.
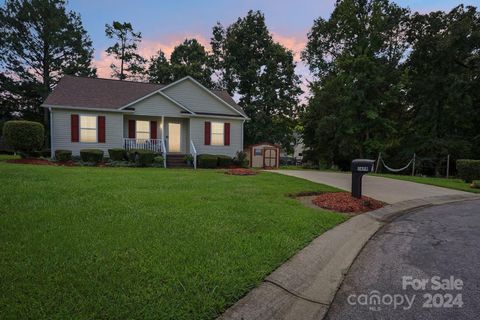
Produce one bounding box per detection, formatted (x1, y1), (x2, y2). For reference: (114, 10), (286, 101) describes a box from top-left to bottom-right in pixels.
(63, 0), (479, 83)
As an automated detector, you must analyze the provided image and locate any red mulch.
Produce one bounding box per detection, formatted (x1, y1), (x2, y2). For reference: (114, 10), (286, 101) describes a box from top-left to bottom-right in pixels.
(312, 192), (384, 214)
(224, 168), (257, 176)
(7, 158), (76, 166)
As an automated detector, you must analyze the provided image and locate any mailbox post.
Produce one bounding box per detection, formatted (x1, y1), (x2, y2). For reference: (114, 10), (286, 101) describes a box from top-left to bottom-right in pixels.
(351, 159), (375, 199)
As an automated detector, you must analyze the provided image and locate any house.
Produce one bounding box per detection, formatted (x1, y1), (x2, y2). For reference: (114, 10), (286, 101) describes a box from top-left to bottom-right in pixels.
(41, 75), (248, 167)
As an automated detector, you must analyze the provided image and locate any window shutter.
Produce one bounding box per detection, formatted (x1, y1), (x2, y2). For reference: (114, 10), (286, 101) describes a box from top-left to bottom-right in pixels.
(128, 120), (136, 138)
(150, 121), (157, 139)
(71, 114), (79, 142)
(224, 123), (230, 146)
(204, 121), (211, 145)
(98, 116), (106, 143)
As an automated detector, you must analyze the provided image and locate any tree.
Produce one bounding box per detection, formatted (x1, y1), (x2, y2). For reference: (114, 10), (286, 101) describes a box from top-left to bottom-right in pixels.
(302, 0), (409, 168)
(148, 50), (172, 84)
(0, 0), (96, 127)
(105, 21), (146, 81)
(170, 39), (213, 87)
(211, 11), (302, 149)
(405, 5), (480, 174)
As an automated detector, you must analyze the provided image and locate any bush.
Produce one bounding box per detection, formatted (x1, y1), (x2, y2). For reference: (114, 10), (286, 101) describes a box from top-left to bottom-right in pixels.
(198, 154), (218, 168)
(127, 149), (156, 167)
(217, 155), (233, 167)
(2, 120), (44, 155)
(80, 149), (104, 163)
(153, 156), (164, 167)
(471, 180), (480, 189)
(41, 149), (51, 158)
(55, 150), (72, 162)
(108, 148), (127, 161)
(457, 159), (480, 183)
(233, 151), (249, 168)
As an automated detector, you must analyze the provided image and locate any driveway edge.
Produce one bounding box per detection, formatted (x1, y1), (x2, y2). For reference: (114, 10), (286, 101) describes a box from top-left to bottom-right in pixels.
(218, 194), (480, 320)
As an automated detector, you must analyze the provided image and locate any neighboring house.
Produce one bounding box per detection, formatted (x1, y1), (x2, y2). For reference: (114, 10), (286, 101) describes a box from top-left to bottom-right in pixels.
(280, 132), (305, 164)
(42, 75), (248, 167)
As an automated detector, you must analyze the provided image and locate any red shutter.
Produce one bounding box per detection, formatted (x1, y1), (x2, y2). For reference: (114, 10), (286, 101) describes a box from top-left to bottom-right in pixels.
(224, 122), (230, 146)
(71, 114), (79, 142)
(128, 120), (136, 138)
(98, 116), (106, 143)
(204, 121), (211, 145)
(150, 121), (157, 139)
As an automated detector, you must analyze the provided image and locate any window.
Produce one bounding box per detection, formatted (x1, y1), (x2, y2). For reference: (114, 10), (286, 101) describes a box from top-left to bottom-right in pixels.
(211, 122), (224, 146)
(136, 120), (150, 140)
(80, 115), (97, 142)
(254, 148), (262, 156)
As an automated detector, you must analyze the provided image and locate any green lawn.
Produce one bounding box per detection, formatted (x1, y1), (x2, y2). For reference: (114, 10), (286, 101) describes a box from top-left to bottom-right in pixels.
(0, 162), (345, 319)
(374, 173), (480, 193)
(0, 154), (19, 161)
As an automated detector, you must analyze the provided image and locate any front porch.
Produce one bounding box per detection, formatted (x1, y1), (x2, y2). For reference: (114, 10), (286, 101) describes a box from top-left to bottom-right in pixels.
(123, 115), (197, 168)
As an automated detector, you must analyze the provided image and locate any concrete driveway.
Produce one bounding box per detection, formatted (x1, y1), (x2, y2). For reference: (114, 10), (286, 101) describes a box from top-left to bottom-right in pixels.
(325, 199), (480, 320)
(272, 170), (469, 203)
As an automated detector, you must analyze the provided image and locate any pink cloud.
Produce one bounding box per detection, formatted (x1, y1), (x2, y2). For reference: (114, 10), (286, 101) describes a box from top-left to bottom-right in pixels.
(271, 32), (307, 61)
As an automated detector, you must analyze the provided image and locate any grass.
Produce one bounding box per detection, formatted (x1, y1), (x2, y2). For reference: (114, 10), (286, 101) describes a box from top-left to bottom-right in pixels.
(0, 153), (19, 161)
(374, 173), (480, 193)
(0, 162), (345, 319)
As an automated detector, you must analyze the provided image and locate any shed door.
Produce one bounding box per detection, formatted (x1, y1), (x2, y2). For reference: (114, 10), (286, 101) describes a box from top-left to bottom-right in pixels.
(263, 148), (277, 168)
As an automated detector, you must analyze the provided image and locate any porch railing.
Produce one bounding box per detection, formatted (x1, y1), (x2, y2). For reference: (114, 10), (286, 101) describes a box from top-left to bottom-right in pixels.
(190, 139), (197, 170)
(123, 138), (164, 154)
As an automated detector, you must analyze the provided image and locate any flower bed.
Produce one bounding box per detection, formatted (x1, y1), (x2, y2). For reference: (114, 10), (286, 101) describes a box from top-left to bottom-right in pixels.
(7, 158), (76, 166)
(312, 192), (384, 213)
(224, 168), (257, 176)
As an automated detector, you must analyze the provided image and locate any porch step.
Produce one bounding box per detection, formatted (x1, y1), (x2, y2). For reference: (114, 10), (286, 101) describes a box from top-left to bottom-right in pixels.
(166, 154), (192, 168)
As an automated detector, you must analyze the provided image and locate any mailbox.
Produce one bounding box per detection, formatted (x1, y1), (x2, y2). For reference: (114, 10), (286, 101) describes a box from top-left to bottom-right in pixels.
(351, 159), (375, 199)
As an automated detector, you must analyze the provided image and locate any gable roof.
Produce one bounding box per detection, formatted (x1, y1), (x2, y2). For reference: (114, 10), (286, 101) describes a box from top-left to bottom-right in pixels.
(43, 75), (247, 118)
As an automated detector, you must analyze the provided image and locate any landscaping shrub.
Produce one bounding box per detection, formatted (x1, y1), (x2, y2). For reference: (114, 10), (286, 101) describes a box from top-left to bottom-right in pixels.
(55, 150), (72, 162)
(154, 156), (164, 167)
(80, 149), (104, 163)
(457, 159), (480, 182)
(41, 149), (51, 158)
(233, 151), (249, 167)
(198, 154), (218, 168)
(127, 149), (156, 167)
(217, 155), (233, 167)
(2, 120), (44, 156)
(108, 148), (127, 161)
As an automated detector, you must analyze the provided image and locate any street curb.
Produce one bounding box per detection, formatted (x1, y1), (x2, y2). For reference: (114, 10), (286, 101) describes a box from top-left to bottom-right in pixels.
(218, 194), (480, 320)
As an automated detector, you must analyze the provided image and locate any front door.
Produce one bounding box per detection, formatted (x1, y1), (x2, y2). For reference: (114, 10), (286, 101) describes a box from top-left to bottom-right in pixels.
(263, 148), (277, 168)
(168, 123), (181, 152)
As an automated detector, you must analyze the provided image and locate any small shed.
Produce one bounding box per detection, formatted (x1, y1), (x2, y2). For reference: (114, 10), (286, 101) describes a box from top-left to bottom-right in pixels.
(245, 142), (280, 169)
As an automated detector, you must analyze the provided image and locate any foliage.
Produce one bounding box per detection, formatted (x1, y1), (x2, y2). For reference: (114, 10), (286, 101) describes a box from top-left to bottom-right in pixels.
(127, 149), (156, 167)
(211, 11), (302, 149)
(170, 39), (213, 88)
(301, 0), (409, 170)
(3, 120), (44, 155)
(233, 150), (249, 167)
(217, 155), (233, 167)
(184, 154), (193, 163)
(55, 149), (72, 162)
(148, 50), (173, 84)
(456, 159), (480, 183)
(105, 21), (146, 80)
(108, 148), (127, 161)
(471, 180), (480, 189)
(403, 5), (480, 173)
(0, 0), (96, 124)
(197, 154), (218, 168)
(80, 149), (104, 163)
(153, 155), (164, 167)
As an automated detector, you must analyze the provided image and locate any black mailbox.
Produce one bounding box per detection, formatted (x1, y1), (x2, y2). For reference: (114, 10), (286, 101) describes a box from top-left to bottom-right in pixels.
(351, 159), (375, 199)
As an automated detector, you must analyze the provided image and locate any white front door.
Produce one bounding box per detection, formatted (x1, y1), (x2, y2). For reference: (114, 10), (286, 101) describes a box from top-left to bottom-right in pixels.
(168, 123), (181, 152)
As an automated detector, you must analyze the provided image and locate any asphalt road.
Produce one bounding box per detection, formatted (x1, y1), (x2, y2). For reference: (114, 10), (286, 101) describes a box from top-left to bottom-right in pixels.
(325, 199), (480, 320)
(272, 170), (468, 203)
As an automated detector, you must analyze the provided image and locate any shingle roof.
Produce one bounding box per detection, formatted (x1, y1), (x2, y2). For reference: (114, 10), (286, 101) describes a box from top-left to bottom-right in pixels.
(43, 75), (247, 117)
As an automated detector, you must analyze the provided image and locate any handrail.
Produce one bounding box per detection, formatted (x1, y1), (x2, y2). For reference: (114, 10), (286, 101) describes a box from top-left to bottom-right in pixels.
(123, 138), (162, 153)
(190, 140), (197, 169)
(161, 139), (167, 168)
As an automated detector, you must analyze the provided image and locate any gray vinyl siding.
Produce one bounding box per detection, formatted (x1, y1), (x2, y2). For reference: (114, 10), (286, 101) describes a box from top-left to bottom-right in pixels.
(190, 117), (243, 157)
(130, 93), (185, 117)
(51, 108), (123, 156)
(163, 79), (239, 116)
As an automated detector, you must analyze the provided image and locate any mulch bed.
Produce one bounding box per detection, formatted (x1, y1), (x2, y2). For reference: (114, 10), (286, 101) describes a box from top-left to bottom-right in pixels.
(7, 158), (76, 166)
(224, 168), (257, 176)
(312, 192), (384, 214)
